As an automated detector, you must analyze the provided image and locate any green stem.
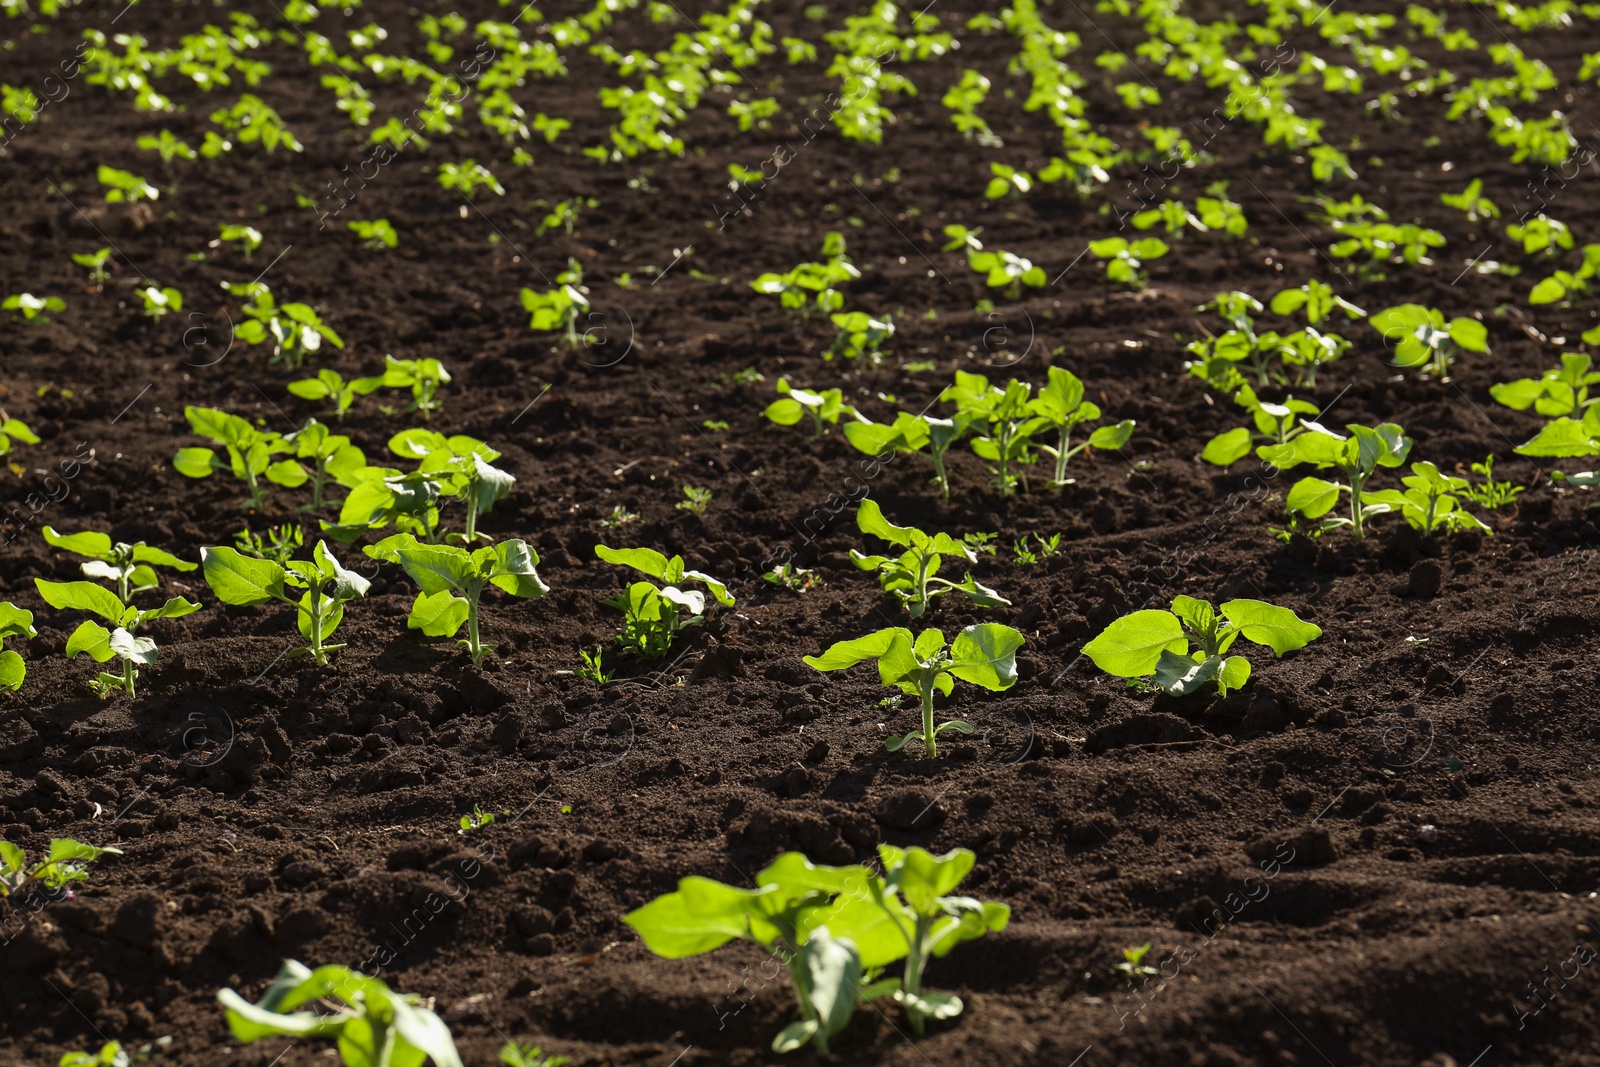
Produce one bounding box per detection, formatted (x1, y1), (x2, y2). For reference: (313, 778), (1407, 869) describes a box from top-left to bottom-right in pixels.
(921, 674), (937, 759)
(307, 589), (326, 666)
(903, 917), (930, 1034)
(465, 496), (480, 542)
(121, 657), (135, 697)
(1054, 425), (1070, 484)
(1349, 470), (1367, 540)
(467, 590), (484, 666)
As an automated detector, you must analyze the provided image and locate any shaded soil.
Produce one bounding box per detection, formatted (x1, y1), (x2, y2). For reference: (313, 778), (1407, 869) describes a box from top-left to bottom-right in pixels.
(3, 1), (1600, 1065)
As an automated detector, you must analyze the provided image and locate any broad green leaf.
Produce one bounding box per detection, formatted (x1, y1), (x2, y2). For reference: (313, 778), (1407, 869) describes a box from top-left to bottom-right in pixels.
(856, 497), (917, 547)
(1170, 595), (1215, 635)
(218, 990), (346, 1042)
(772, 1020), (818, 1054)
(488, 540), (548, 599)
(1448, 317), (1488, 352)
(1286, 476), (1342, 518)
(624, 876), (768, 958)
(1082, 610), (1186, 677)
(389, 998), (464, 1067)
(947, 623), (1025, 691)
(1221, 599), (1322, 654)
(1516, 417), (1599, 457)
(765, 397), (804, 425)
(682, 568), (735, 608)
(1202, 426), (1254, 465)
(201, 546), (287, 605)
(799, 928), (862, 1045)
(407, 590), (470, 637)
(805, 627), (912, 672)
(65, 620), (115, 662)
(314, 540), (370, 601)
(1153, 649), (1221, 694)
(1218, 655), (1252, 693)
(1087, 420), (1135, 450)
(173, 447), (219, 479)
(595, 544), (672, 582)
(883, 845), (975, 915)
(108, 628), (157, 665)
(134, 597), (202, 624)
(35, 579), (126, 623)
(131, 544), (194, 570)
(0, 650), (25, 691)
(0, 602), (36, 640)
(41, 527), (112, 558)
(392, 542), (474, 595)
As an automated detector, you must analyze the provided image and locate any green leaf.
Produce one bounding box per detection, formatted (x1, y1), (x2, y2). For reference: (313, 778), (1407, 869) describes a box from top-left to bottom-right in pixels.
(884, 845), (976, 914)
(1220, 599), (1322, 655)
(131, 544), (195, 570)
(1170, 595), (1215, 635)
(408, 590), (470, 637)
(1082, 610), (1186, 677)
(798, 928), (863, 1046)
(174, 446), (220, 478)
(1448, 317), (1488, 352)
(772, 1020), (818, 1054)
(947, 623), (1024, 691)
(1515, 417), (1599, 457)
(201, 546), (287, 605)
(595, 545), (672, 582)
(1218, 655), (1252, 693)
(392, 542), (474, 595)
(41, 527), (113, 559)
(1201, 426), (1254, 465)
(488, 540), (549, 599)
(624, 876), (768, 958)
(1153, 649), (1222, 694)
(65, 620), (116, 662)
(35, 579), (127, 623)
(1285, 476), (1342, 518)
(0, 602), (37, 641)
(855, 498), (916, 547)
(0, 649), (26, 691)
(805, 627), (912, 672)
(108, 628), (157, 665)
(1087, 420), (1134, 450)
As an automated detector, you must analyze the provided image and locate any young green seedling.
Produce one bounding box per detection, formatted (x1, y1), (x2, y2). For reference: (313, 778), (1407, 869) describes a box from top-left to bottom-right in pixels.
(376, 356), (451, 420)
(868, 845), (1010, 1033)
(805, 622), (1024, 757)
(0, 839), (122, 907)
(1088, 236), (1168, 287)
(0, 413), (39, 455)
(273, 421), (367, 510)
(366, 534), (547, 667)
(675, 485), (712, 515)
(966, 248), (1046, 299)
(3, 293), (66, 323)
(97, 165), (158, 203)
(751, 232), (860, 316)
(348, 217), (398, 249)
(202, 540), (368, 667)
(1131, 199), (1204, 235)
(844, 413), (969, 500)
(499, 1043), (569, 1067)
(624, 853), (898, 1054)
(211, 224), (263, 258)
(72, 248), (113, 288)
(137, 285), (182, 321)
(325, 466), (448, 545)
(1507, 213), (1572, 256)
(35, 578), (201, 697)
(388, 430), (514, 543)
(1440, 178), (1500, 223)
(1261, 422), (1413, 539)
(1026, 367), (1134, 486)
(438, 159), (505, 198)
(851, 499), (1008, 617)
(233, 285), (344, 370)
(174, 406), (298, 509)
(1491, 352), (1600, 419)
(942, 371), (1037, 497)
(827, 311), (895, 364)
(1364, 462), (1492, 535)
(1201, 384), (1320, 465)
(1464, 455), (1526, 508)
(1083, 596), (1321, 697)
(984, 162), (1031, 200)
(218, 960), (463, 1067)
(287, 369), (386, 421)
(58, 1041), (131, 1067)
(520, 259), (590, 348)
(0, 603), (36, 691)
(40, 526), (197, 603)
(1370, 304), (1488, 378)
(235, 523), (303, 565)
(595, 545), (733, 660)
(1268, 280), (1366, 326)
(765, 378), (858, 438)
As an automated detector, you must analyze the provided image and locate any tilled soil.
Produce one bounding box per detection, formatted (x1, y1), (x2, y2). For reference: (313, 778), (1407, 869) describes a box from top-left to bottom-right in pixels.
(2, 1), (1600, 1065)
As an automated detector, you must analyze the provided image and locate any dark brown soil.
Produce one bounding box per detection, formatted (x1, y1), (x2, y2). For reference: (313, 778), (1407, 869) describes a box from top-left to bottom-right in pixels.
(3, 1), (1600, 1065)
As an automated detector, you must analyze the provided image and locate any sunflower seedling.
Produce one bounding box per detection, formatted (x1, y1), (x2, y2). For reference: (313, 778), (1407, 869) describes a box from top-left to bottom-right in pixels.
(366, 535), (547, 667)
(844, 413), (970, 500)
(348, 218), (398, 249)
(387, 430), (514, 543)
(218, 960), (463, 1067)
(72, 248), (113, 288)
(4, 293), (66, 323)
(942, 371), (1037, 497)
(41, 526), (197, 603)
(520, 260), (589, 348)
(202, 541), (369, 667)
(174, 407), (298, 509)
(1371, 305), (1487, 378)
(287, 369), (386, 420)
(1026, 367), (1134, 486)
(1201, 385), (1320, 465)
(375, 356), (451, 420)
(805, 622), (1023, 757)
(276, 420), (367, 510)
(1114, 944), (1159, 983)
(675, 485), (712, 515)
(211, 224), (263, 258)
(137, 285), (182, 321)
(0, 603), (36, 691)
(0, 414), (39, 455)
(1364, 462), (1492, 535)
(235, 523), (303, 565)
(1260, 422), (1413, 539)
(850, 500), (1008, 616)
(35, 578), (201, 697)
(1088, 236), (1168, 287)
(595, 546), (733, 660)
(0, 839), (122, 908)
(97, 165), (158, 202)
(766, 379), (857, 438)
(233, 284), (344, 370)
(1491, 352), (1599, 419)
(1083, 596), (1321, 697)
